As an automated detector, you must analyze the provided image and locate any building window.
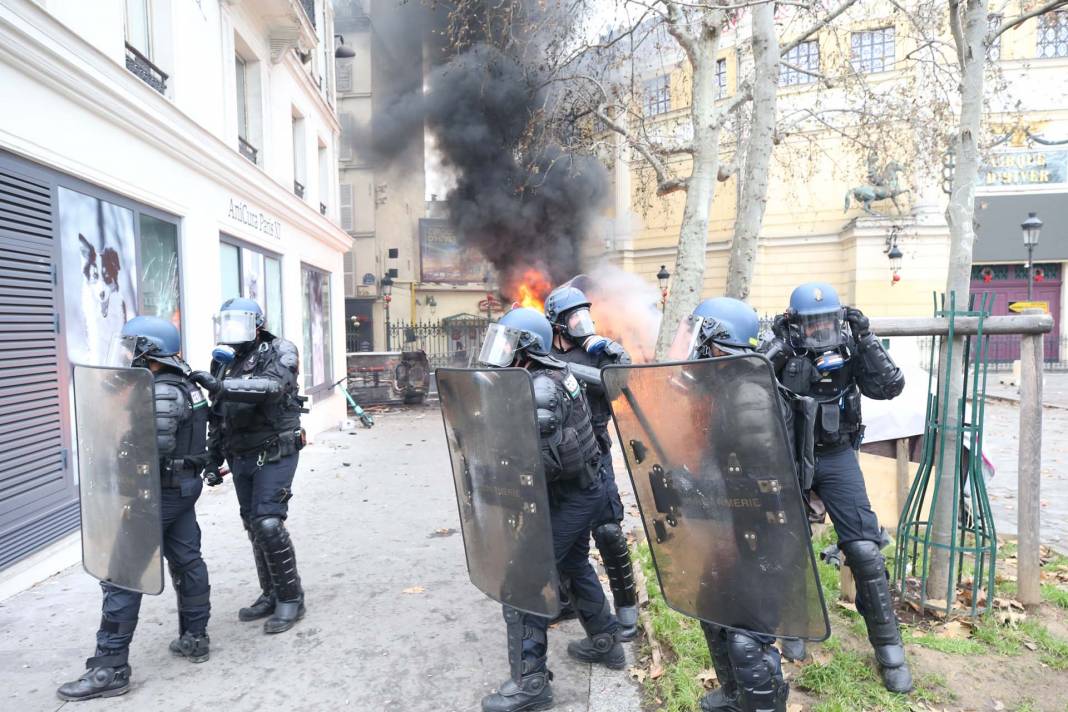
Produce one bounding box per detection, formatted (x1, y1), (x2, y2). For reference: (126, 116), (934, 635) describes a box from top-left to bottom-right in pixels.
(851, 27), (895, 73)
(138, 214), (180, 326)
(1037, 11), (1068, 58)
(781, 40), (819, 86)
(292, 112), (307, 199)
(715, 58), (728, 98)
(235, 54), (257, 163)
(644, 75), (670, 117)
(302, 265), (333, 392)
(125, 0), (152, 58)
(219, 238), (282, 335)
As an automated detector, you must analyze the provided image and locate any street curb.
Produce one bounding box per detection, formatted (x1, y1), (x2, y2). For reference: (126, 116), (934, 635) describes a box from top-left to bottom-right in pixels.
(976, 394), (1068, 411)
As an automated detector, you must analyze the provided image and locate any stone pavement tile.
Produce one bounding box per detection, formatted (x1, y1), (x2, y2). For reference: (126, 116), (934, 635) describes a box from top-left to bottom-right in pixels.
(0, 407), (642, 712)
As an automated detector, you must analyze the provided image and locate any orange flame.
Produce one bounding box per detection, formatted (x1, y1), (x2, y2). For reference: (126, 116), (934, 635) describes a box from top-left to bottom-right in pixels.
(510, 268), (552, 313)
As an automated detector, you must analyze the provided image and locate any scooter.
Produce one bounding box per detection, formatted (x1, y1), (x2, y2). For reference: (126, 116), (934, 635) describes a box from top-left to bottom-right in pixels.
(333, 377), (375, 428)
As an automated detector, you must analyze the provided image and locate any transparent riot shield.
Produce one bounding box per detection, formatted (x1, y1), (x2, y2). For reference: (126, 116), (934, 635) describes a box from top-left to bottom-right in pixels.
(603, 354), (829, 640)
(73, 365), (163, 595)
(437, 367), (559, 617)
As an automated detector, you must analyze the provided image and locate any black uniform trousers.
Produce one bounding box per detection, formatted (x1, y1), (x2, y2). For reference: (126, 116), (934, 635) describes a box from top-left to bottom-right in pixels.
(230, 451), (299, 522)
(97, 479), (209, 655)
(520, 475), (616, 663)
(811, 444), (883, 546)
(591, 449), (625, 527)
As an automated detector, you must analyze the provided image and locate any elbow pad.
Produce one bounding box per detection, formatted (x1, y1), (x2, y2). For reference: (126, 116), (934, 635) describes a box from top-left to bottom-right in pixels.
(154, 382), (188, 457)
(221, 377), (282, 403)
(855, 334), (905, 400)
(533, 375), (562, 436)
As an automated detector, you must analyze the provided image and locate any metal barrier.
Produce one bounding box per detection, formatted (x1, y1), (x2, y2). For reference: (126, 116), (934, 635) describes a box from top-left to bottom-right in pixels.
(386, 317), (490, 369)
(871, 311), (1054, 608)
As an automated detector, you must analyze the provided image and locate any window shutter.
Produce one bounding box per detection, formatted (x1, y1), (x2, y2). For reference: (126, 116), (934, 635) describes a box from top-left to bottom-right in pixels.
(337, 59), (353, 92)
(340, 183), (353, 231)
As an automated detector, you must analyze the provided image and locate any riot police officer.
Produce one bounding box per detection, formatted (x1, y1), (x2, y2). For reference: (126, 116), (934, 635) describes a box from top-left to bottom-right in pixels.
(762, 282), (912, 693)
(191, 298), (307, 635)
(478, 307), (623, 712)
(58, 317), (211, 701)
(674, 297), (790, 712)
(543, 285), (638, 640)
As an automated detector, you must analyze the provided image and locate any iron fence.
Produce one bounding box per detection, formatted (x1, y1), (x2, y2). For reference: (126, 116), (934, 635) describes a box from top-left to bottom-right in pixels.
(386, 316), (490, 369)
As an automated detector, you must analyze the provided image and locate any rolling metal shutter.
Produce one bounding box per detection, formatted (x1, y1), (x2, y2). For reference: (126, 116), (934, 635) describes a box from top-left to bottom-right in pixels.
(0, 162), (78, 570)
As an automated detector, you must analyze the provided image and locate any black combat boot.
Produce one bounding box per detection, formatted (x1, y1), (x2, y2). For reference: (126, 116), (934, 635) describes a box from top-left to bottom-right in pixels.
(239, 529), (275, 622)
(566, 630), (626, 669)
(169, 631), (210, 663)
(485, 606), (554, 711)
(56, 652), (131, 701)
(547, 581), (577, 625)
(778, 638), (807, 662)
(699, 623), (740, 712)
(616, 605), (639, 642)
(841, 540), (913, 694)
(255, 516), (305, 634)
(592, 522), (639, 642)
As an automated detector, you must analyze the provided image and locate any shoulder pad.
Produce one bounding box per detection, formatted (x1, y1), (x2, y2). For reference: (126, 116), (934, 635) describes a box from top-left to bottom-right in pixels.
(532, 372), (562, 410)
(275, 338), (300, 372)
(154, 380), (187, 419)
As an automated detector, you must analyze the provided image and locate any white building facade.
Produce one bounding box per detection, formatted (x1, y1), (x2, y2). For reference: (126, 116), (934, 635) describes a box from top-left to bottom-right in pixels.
(0, 0), (351, 580)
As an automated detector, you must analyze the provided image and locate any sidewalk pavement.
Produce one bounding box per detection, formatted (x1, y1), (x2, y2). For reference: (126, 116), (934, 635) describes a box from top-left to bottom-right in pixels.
(984, 371), (1068, 409)
(0, 406), (642, 712)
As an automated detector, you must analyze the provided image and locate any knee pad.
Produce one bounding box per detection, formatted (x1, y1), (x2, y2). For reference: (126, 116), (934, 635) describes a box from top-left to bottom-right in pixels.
(252, 515), (285, 544)
(726, 631), (776, 689)
(592, 522), (625, 550)
(840, 539), (885, 579)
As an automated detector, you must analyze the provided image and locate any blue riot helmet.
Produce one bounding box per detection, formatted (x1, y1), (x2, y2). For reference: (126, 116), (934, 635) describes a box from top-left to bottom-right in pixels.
(213, 297), (265, 363)
(478, 307), (554, 367)
(787, 282), (845, 351)
(669, 297), (759, 360)
(106, 315), (182, 369)
(544, 285), (595, 340)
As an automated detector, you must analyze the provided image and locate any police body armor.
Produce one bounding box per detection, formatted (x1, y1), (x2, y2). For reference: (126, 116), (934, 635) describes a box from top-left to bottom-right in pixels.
(531, 365), (600, 488)
(154, 371), (209, 488)
(551, 347), (615, 452)
(210, 335), (304, 457)
(779, 354), (863, 452)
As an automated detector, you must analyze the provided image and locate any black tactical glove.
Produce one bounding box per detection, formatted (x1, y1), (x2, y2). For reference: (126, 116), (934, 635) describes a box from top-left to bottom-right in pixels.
(844, 307), (870, 338)
(772, 313), (789, 340)
(190, 370), (221, 396)
(203, 463), (228, 487)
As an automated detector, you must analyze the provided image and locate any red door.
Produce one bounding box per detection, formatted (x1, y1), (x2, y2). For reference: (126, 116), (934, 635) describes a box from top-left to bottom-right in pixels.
(970, 277), (1061, 362)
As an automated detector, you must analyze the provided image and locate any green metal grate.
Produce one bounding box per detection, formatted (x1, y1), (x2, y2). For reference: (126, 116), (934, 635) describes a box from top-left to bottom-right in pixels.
(894, 292), (997, 618)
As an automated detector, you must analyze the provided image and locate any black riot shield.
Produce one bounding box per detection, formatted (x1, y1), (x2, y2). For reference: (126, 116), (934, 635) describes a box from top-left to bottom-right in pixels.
(603, 354), (829, 640)
(73, 365), (164, 595)
(437, 367), (559, 617)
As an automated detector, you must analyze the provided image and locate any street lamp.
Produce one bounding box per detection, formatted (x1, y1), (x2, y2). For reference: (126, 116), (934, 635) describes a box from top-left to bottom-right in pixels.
(426, 295), (438, 317)
(382, 273), (394, 350)
(656, 265), (671, 310)
(1021, 212), (1043, 301)
(885, 227), (903, 284)
(334, 35), (355, 59)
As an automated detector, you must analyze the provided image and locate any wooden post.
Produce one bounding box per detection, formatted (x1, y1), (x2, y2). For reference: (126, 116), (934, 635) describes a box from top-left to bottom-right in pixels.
(1017, 313), (1044, 608)
(895, 437), (910, 526)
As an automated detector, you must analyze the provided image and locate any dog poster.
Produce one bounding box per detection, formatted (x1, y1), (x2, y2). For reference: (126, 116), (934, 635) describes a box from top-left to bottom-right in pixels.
(58, 187), (138, 365)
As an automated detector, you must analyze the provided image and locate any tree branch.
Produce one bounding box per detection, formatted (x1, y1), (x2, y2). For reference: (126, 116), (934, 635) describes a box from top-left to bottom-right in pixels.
(593, 103), (688, 196)
(994, 0), (1068, 39)
(780, 0), (860, 56)
(948, 0), (966, 68)
(713, 80), (753, 128)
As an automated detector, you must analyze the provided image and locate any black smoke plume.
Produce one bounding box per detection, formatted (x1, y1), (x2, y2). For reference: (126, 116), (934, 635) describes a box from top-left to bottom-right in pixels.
(368, 6), (607, 292)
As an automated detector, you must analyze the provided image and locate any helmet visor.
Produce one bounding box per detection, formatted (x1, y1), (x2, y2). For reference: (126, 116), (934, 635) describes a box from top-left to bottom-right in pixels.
(796, 311), (842, 350)
(565, 308), (596, 339)
(214, 310), (258, 345)
(105, 334), (138, 368)
(667, 316), (702, 361)
(478, 323), (521, 367)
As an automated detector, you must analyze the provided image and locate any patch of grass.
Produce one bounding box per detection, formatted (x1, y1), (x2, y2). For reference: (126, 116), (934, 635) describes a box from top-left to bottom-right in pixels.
(634, 542), (710, 712)
(796, 646), (936, 712)
(1013, 698), (1037, 712)
(999, 539), (1018, 558)
(997, 578), (1018, 597)
(902, 627), (986, 655)
(1042, 583), (1068, 609)
(970, 614), (1068, 669)
(972, 615), (1024, 656)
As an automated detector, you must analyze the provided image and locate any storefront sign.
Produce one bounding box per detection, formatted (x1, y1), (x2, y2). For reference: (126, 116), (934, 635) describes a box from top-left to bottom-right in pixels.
(419, 219), (492, 284)
(227, 199), (281, 239)
(980, 150), (1068, 187)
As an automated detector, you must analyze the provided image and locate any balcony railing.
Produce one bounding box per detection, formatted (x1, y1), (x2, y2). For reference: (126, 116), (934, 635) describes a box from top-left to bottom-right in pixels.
(299, 0), (316, 29)
(238, 137), (259, 164)
(125, 42), (168, 95)
(294, 180), (305, 198)
(320, 202), (327, 215)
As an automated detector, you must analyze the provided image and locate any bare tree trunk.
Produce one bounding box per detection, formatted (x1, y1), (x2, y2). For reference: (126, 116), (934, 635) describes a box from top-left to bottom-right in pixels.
(927, 0), (988, 600)
(654, 26), (724, 359)
(725, 3), (778, 301)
